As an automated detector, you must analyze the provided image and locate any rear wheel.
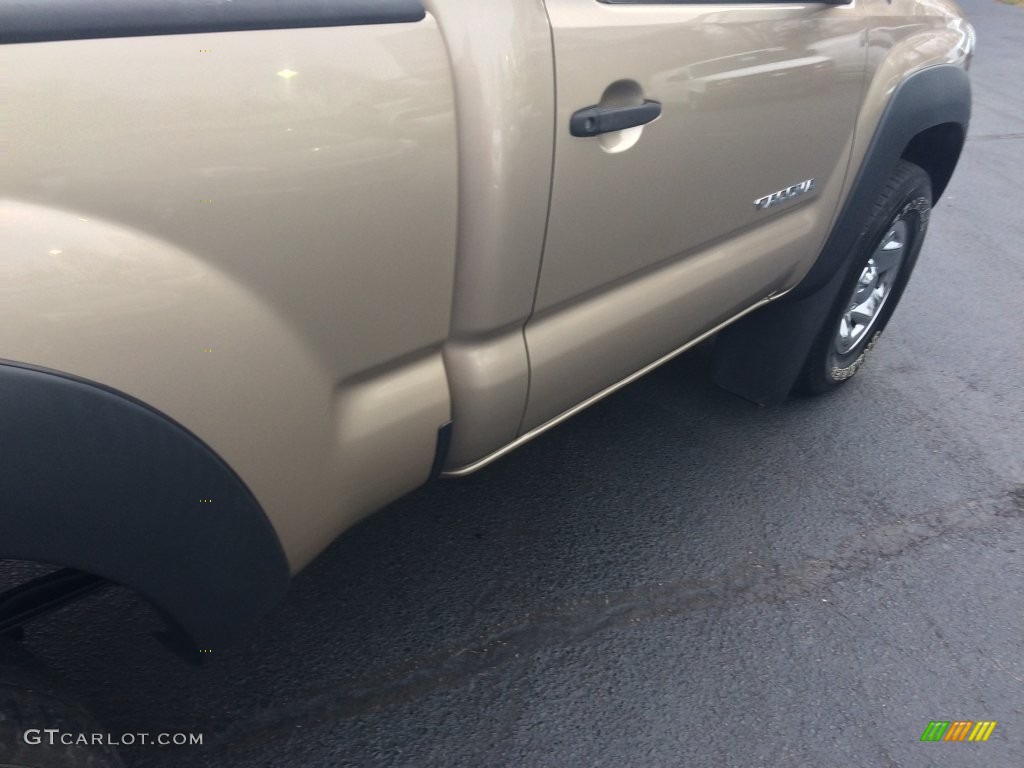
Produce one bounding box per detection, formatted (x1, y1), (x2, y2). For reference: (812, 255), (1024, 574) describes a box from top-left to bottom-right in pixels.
(796, 160), (932, 394)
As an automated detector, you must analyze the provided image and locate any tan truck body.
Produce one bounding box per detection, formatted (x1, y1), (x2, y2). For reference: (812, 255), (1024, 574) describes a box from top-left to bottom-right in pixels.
(0, 0), (973, 649)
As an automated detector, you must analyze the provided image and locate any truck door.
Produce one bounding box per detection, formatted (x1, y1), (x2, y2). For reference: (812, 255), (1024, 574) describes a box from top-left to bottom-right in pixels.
(522, 0), (867, 432)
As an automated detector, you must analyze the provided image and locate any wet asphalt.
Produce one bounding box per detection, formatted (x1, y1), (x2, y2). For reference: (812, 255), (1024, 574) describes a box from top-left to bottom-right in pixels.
(4, 0), (1023, 766)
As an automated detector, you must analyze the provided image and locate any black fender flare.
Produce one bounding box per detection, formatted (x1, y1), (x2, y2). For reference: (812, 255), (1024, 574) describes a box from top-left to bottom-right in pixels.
(0, 361), (290, 651)
(710, 64), (971, 405)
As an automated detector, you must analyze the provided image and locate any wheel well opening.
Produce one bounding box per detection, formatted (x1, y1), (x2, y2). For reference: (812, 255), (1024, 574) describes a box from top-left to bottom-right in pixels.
(901, 122), (965, 203)
(1, 559), (203, 662)
(1, 560), (112, 638)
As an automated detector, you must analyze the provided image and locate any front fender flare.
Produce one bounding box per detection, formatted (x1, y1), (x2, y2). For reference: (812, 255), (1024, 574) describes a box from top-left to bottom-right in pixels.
(793, 64), (970, 300)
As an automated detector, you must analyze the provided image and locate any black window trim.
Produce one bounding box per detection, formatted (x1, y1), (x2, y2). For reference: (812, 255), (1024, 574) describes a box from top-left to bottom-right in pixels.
(0, 0), (426, 45)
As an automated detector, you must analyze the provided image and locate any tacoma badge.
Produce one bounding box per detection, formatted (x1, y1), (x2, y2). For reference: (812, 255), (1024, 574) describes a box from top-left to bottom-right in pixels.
(754, 178), (816, 210)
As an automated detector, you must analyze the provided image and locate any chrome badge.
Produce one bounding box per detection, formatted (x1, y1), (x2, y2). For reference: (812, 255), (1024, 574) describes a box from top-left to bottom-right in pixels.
(754, 178), (815, 210)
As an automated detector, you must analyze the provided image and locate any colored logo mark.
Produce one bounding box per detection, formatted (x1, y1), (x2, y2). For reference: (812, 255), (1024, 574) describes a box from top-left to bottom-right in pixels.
(920, 720), (997, 742)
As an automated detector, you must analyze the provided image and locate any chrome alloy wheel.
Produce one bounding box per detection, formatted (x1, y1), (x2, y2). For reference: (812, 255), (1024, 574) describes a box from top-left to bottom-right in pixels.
(833, 218), (909, 356)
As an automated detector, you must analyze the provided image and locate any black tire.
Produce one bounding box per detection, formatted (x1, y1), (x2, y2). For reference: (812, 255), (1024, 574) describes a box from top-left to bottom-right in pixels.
(0, 639), (123, 768)
(796, 160), (932, 395)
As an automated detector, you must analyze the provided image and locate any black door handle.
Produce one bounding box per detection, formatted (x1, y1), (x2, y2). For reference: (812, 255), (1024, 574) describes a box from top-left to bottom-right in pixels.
(569, 100), (662, 137)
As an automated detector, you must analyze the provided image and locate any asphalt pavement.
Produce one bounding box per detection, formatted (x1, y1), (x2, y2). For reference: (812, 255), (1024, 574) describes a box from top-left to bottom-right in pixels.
(5, 0), (1023, 766)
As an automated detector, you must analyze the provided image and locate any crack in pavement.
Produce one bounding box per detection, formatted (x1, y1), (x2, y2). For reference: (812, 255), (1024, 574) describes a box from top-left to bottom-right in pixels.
(203, 485), (1024, 752)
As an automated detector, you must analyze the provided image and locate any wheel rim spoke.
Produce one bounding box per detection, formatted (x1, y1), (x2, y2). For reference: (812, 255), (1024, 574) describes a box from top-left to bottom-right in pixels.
(872, 225), (906, 274)
(848, 300), (875, 326)
(831, 215), (910, 359)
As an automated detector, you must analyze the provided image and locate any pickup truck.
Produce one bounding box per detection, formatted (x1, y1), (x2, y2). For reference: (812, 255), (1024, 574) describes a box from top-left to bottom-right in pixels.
(1, 0), (973, 683)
